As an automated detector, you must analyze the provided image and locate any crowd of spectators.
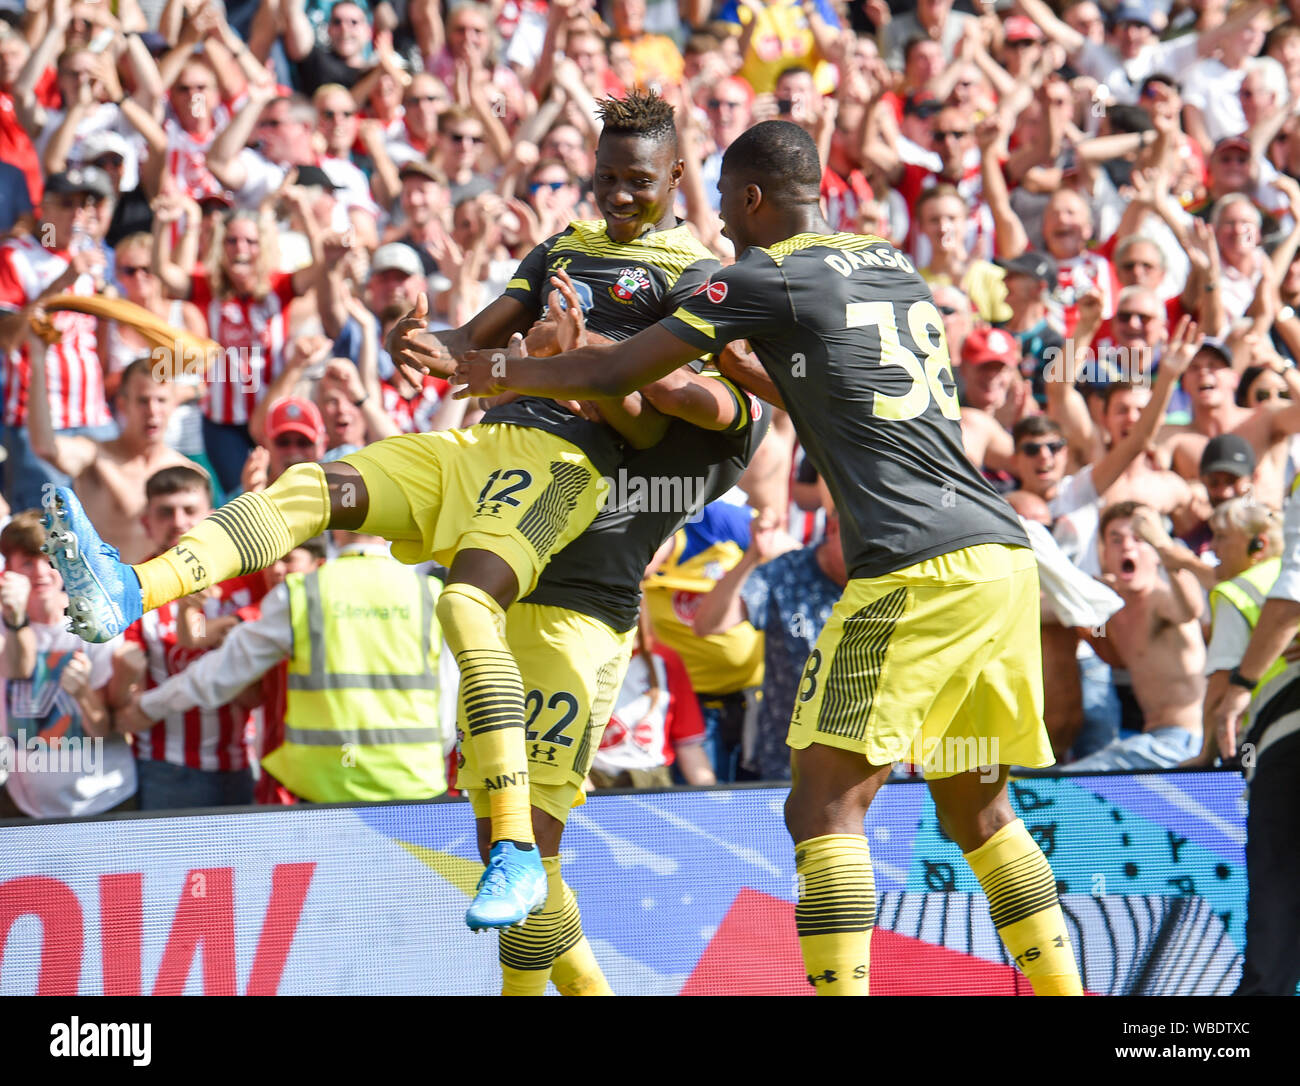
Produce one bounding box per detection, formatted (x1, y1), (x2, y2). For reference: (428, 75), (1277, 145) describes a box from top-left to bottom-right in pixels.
(0, 0), (1297, 818)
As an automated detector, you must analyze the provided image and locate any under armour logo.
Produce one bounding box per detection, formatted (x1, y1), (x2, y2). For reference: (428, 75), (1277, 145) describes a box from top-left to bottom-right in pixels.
(475, 502), (502, 518)
(807, 970), (837, 986)
(531, 744), (557, 762)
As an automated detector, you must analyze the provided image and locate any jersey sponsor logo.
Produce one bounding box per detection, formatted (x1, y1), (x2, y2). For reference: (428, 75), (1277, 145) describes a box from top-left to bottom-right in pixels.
(609, 266), (650, 303)
(691, 278), (729, 304)
(750, 394), (762, 422)
(807, 969), (837, 986)
(530, 743), (557, 762)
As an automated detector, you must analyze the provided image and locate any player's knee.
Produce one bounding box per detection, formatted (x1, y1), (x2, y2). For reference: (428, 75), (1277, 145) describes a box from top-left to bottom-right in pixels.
(784, 782), (814, 844)
(436, 582), (501, 649)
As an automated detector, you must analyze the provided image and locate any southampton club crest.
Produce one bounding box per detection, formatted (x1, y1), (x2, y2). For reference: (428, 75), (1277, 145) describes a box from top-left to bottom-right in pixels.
(609, 266), (651, 303)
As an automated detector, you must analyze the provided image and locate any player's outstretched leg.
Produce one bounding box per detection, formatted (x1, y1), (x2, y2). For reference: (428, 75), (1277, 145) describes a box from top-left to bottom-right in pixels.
(930, 768), (1082, 996)
(43, 463), (333, 642)
(784, 746), (890, 996)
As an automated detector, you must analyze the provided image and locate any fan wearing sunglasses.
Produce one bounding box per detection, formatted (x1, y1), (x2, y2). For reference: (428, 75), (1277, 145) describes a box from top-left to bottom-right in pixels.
(435, 107), (494, 205)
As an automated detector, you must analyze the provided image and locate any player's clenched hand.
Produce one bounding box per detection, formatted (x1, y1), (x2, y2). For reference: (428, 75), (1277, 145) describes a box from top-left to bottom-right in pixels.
(454, 333), (526, 399)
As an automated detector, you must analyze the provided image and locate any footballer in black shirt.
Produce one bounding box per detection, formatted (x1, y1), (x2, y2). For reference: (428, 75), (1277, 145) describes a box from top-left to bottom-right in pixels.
(456, 120), (1082, 998)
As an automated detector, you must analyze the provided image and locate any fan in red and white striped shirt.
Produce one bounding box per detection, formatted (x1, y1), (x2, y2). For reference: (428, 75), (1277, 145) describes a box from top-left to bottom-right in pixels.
(125, 582), (265, 774)
(0, 230), (108, 431)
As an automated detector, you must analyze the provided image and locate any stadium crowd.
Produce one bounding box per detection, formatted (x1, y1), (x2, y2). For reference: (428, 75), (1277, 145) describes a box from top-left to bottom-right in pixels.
(0, 0), (1296, 818)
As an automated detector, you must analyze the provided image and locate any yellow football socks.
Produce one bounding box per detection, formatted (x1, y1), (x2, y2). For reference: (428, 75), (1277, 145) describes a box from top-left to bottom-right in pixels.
(550, 870), (613, 996)
(498, 856), (612, 996)
(499, 857), (564, 996)
(134, 462), (329, 611)
(964, 819), (1083, 996)
(437, 582), (533, 846)
(794, 834), (875, 996)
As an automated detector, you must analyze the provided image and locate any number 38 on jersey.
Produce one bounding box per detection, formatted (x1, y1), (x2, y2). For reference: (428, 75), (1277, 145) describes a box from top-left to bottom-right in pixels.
(846, 299), (962, 423)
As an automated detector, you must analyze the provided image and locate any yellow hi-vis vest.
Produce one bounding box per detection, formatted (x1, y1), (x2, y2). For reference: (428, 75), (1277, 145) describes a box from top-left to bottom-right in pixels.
(264, 554), (446, 803)
(1209, 557), (1285, 690)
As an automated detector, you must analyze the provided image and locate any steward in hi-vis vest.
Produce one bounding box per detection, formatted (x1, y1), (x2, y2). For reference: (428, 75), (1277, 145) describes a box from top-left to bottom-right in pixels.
(265, 548), (447, 802)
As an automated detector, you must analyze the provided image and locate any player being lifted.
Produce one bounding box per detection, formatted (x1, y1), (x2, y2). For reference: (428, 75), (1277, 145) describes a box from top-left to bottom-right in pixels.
(454, 121), (1084, 996)
(40, 92), (725, 934)
(446, 272), (768, 994)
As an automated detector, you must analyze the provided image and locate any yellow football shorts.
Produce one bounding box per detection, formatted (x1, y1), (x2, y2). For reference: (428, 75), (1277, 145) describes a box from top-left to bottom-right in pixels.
(787, 543), (1054, 777)
(464, 602), (636, 824)
(342, 423), (609, 598)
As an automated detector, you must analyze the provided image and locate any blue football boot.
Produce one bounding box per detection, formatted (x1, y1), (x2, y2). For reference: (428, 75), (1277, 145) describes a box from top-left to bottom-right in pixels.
(40, 487), (142, 643)
(465, 842), (548, 931)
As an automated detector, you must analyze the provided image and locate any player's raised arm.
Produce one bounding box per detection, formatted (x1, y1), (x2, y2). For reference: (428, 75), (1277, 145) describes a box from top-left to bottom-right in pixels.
(455, 323), (705, 401)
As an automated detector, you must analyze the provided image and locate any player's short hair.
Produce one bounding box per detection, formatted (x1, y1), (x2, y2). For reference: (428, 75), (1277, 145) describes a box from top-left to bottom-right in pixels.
(56, 46), (94, 75)
(1267, 23), (1300, 63)
(1012, 415), (1063, 446)
(596, 90), (678, 151)
(114, 232), (152, 258)
(145, 465), (212, 504)
(0, 510), (45, 562)
(1099, 499), (1144, 539)
(720, 120), (822, 203)
(266, 92), (316, 127)
(1106, 103), (1153, 135)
